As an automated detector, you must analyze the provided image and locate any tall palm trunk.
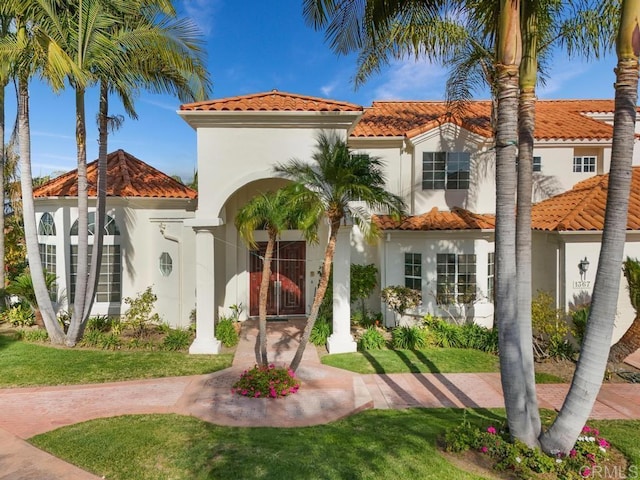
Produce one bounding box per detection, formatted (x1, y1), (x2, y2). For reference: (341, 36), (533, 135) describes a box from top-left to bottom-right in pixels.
(17, 74), (64, 343)
(289, 217), (340, 371)
(540, 0), (640, 453)
(494, 0), (539, 448)
(68, 87), (89, 346)
(258, 233), (276, 366)
(516, 1), (541, 441)
(0, 77), (6, 289)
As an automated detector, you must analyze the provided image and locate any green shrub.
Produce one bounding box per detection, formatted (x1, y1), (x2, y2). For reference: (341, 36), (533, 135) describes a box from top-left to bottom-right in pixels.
(2, 304), (35, 327)
(570, 305), (590, 346)
(123, 287), (161, 338)
(425, 318), (463, 348)
(309, 317), (332, 346)
(532, 291), (575, 360)
(19, 328), (49, 342)
(86, 315), (113, 333)
(99, 333), (121, 350)
(358, 326), (386, 350)
(392, 326), (429, 350)
(162, 328), (193, 351)
(459, 323), (499, 353)
(216, 318), (239, 347)
(80, 329), (105, 348)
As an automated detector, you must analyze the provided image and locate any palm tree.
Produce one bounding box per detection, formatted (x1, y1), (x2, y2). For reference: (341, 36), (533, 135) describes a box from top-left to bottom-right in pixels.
(7, 271), (57, 327)
(235, 185), (321, 365)
(275, 131), (406, 371)
(608, 257), (640, 363)
(540, 0), (640, 453)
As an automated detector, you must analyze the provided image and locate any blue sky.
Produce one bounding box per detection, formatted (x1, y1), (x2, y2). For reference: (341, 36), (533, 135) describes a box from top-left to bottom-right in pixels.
(5, 0), (621, 182)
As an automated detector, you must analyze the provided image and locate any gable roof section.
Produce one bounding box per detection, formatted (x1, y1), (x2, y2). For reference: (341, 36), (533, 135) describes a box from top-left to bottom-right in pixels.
(33, 149), (197, 199)
(374, 207), (495, 231)
(532, 167), (640, 231)
(180, 90), (363, 112)
(351, 99), (620, 141)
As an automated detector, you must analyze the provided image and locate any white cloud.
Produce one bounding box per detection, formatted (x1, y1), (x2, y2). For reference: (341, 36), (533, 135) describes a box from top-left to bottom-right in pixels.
(182, 0), (220, 36)
(31, 130), (74, 140)
(141, 97), (181, 111)
(372, 59), (449, 100)
(320, 80), (339, 97)
(537, 62), (589, 98)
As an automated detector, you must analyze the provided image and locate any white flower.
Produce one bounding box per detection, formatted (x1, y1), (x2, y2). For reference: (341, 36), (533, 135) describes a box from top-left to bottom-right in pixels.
(556, 458), (563, 464)
(599, 446), (606, 453)
(515, 457), (522, 464)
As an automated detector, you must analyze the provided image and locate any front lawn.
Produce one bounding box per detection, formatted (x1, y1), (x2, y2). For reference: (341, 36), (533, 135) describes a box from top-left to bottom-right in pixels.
(29, 410), (640, 480)
(0, 333), (232, 387)
(321, 348), (499, 374)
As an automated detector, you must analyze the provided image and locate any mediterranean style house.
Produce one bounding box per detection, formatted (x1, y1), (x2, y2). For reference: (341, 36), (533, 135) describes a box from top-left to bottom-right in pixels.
(33, 91), (640, 355)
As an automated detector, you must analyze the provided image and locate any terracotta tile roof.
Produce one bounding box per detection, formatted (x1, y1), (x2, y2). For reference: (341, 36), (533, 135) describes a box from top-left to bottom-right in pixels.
(532, 167), (640, 231)
(374, 207), (495, 231)
(33, 150), (197, 199)
(351, 99), (621, 141)
(180, 90), (363, 112)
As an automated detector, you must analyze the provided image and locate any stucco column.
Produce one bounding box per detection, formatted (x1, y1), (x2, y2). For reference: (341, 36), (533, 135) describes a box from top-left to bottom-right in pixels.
(327, 227), (357, 353)
(189, 226), (221, 354)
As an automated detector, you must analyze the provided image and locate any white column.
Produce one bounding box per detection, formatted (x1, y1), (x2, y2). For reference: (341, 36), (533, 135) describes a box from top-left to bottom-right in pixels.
(327, 227), (357, 353)
(189, 226), (221, 354)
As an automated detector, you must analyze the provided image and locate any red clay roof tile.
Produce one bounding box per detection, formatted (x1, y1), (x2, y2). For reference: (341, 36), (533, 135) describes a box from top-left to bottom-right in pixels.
(374, 207), (495, 231)
(351, 99), (622, 141)
(532, 167), (640, 231)
(33, 150), (197, 199)
(180, 90), (363, 112)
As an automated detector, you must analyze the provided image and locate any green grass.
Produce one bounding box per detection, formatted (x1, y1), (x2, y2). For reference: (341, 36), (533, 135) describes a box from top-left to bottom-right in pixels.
(30, 409), (502, 480)
(29, 411), (640, 480)
(321, 348), (499, 374)
(0, 333), (232, 387)
(534, 372), (565, 384)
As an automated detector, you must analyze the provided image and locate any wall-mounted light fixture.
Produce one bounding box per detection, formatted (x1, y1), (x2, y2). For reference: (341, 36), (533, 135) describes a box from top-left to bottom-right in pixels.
(578, 257), (590, 281)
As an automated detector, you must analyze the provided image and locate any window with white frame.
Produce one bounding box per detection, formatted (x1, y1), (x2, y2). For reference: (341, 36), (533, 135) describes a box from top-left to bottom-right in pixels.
(404, 253), (422, 290)
(573, 156), (596, 173)
(69, 213), (121, 303)
(422, 152), (470, 190)
(533, 156), (542, 172)
(436, 253), (477, 304)
(487, 252), (495, 301)
(38, 212), (57, 299)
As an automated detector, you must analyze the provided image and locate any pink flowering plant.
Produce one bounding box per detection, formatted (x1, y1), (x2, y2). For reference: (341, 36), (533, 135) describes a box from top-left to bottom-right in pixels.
(444, 418), (612, 479)
(231, 364), (300, 399)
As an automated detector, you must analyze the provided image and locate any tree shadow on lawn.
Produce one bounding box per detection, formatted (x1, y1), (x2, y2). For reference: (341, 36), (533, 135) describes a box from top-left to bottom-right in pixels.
(0, 330), (19, 351)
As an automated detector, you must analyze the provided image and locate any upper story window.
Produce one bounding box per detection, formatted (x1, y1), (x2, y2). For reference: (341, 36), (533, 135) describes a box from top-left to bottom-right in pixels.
(38, 212), (56, 236)
(404, 253), (422, 290)
(573, 156), (596, 173)
(422, 152), (470, 190)
(70, 212), (120, 236)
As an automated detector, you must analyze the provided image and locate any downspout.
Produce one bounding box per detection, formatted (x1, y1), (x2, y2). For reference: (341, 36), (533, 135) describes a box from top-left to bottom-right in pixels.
(159, 223), (183, 325)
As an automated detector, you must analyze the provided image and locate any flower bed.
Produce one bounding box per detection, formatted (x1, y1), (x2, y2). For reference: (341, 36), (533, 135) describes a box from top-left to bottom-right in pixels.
(232, 364), (300, 398)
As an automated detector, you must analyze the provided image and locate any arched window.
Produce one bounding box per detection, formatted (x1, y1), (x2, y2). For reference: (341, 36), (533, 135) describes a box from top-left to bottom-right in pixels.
(70, 212), (120, 236)
(38, 212), (56, 236)
(37, 213), (57, 299)
(69, 212), (121, 303)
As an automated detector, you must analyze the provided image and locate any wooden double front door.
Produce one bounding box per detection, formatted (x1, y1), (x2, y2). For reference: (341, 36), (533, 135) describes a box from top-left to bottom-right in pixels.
(249, 241), (306, 317)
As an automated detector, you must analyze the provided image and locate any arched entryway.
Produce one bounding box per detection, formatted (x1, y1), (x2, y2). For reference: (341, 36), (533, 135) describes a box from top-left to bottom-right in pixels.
(249, 240), (306, 317)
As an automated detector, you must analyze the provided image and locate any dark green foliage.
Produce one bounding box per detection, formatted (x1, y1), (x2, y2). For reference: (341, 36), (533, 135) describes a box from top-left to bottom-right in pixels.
(350, 263), (378, 318)
(531, 291), (575, 360)
(421, 316), (498, 353)
(161, 329), (192, 351)
(358, 326), (386, 350)
(1, 304), (35, 326)
(86, 315), (115, 333)
(392, 326), (429, 350)
(216, 318), (239, 347)
(310, 317), (332, 346)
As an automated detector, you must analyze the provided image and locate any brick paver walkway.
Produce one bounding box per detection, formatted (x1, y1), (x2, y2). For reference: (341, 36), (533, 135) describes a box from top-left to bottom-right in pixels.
(2, 318), (640, 479)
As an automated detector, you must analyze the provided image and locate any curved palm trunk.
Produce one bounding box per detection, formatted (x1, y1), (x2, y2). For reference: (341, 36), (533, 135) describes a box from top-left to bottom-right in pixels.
(0, 79), (6, 290)
(258, 234), (276, 366)
(540, 1), (639, 451)
(289, 218), (340, 372)
(17, 75), (64, 344)
(609, 316), (640, 363)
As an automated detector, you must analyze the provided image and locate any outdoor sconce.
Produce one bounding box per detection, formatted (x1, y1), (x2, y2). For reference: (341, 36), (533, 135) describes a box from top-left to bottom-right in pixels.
(578, 257), (590, 281)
